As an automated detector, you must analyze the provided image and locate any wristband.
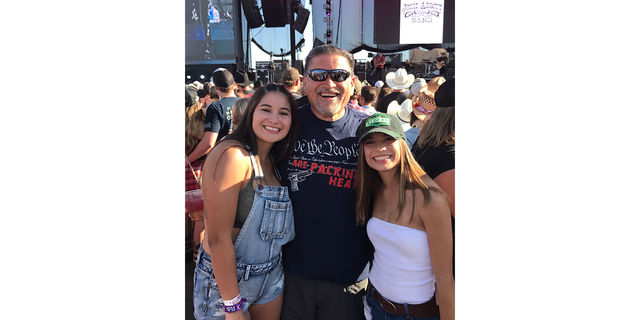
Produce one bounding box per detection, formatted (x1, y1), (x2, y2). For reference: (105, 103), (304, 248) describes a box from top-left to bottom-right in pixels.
(223, 298), (247, 313)
(223, 293), (242, 306)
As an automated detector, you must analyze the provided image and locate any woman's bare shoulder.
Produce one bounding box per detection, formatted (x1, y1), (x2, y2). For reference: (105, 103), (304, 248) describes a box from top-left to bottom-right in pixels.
(207, 141), (250, 162)
(204, 141), (252, 181)
(408, 186), (446, 207)
(411, 176), (450, 217)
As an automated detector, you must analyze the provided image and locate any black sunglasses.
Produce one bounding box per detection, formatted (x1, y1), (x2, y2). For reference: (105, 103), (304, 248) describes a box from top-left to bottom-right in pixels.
(307, 69), (351, 82)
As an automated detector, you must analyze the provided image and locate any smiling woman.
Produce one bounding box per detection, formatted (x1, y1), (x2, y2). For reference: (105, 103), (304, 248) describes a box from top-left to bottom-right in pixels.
(193, 83), (300, 320)
(362, 133), (402, 172)
(252, 93), (293, 145)
(355, 113), (454, 320)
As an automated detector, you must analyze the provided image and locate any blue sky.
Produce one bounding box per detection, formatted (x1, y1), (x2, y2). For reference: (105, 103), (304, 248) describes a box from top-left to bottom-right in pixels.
(249, 1), (375, 69)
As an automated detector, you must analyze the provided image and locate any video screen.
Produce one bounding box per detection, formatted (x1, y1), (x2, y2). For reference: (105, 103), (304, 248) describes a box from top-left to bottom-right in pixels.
(186, 0), (236, 64)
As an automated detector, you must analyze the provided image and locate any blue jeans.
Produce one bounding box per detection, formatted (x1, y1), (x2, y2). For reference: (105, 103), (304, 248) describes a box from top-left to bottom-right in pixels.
(193, 173), (295, 320)
(364, 291), (440, 320)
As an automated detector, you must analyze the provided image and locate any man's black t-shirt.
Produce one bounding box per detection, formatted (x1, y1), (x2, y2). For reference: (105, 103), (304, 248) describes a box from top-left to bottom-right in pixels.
(412, 144), (455, 179)
(277, 104), (374, 285)
(295, 95), (309, 107)
(204, 97), (239, 143)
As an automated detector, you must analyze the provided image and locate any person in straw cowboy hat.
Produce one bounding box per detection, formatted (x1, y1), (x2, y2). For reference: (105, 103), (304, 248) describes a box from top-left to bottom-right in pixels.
(375, 68), (415, 114)
(412, 76), (446, 124)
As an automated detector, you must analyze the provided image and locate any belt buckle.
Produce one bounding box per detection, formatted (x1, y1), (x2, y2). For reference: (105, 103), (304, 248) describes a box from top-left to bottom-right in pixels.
(380, 298), (397, 314)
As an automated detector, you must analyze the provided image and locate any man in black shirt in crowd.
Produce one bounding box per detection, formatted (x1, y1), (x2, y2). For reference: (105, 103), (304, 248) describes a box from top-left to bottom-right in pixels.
(185, 68), (239, 166)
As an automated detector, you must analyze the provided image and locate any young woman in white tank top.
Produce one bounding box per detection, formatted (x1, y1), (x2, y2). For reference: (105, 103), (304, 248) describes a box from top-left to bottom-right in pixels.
(355, 113), (454, 320)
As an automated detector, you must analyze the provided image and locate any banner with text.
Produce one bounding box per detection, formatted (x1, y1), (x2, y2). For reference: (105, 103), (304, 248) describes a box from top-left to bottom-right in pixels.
(399, 0), (445, 44)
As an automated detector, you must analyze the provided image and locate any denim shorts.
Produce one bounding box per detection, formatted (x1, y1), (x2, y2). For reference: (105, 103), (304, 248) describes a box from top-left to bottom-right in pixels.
(193, 245), (285, 320)
(193, 150), (293, 320)
(364, 291), (440, 320)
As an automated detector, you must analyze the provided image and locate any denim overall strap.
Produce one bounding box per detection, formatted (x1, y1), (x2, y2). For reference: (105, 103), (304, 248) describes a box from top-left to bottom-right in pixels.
(247, 151), (264, 180)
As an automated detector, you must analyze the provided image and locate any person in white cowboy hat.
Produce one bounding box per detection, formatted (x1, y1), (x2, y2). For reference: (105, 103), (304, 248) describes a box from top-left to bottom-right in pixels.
(410, 78), (427, 97)
(375, 68), (414, 114)
(403, 77), (429, 149)
(386, 77), (430, 149)
(385, 98), (414, 133)
(385, 68), (415, 91)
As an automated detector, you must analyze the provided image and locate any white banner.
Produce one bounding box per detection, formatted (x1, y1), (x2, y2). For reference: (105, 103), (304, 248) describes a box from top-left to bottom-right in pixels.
(399, 0), (445, 44)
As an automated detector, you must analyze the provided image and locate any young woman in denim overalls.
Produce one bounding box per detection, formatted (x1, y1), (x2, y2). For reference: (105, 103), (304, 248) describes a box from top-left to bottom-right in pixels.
(194, 84), (300, 320)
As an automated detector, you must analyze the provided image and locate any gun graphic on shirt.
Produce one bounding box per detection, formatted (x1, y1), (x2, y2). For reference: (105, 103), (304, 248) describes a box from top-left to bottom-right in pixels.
(288, 170), (313, 191)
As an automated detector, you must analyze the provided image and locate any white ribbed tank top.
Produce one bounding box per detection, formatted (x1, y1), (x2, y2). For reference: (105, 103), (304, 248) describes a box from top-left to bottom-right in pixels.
(367, 217), (435, 304)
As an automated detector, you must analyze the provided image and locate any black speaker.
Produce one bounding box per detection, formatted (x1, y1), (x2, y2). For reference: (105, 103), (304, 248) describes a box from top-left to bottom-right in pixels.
(262, 0), (288, 27)
(240, 0), (264, 28)
(293, 60), (303, 71)
(313, 37), (325, 48)
(255, 69), (274, 83)
(293, 7), (310, 34)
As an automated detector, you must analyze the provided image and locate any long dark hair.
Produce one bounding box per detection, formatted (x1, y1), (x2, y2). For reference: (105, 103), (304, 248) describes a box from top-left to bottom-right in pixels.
(355, 138), (444, 226)
(416, 107), (455, 149)
(222, 83), (300, 166)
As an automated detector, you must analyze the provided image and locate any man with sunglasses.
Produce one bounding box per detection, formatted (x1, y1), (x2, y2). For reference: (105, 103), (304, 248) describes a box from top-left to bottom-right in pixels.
(277, 45), (374, 320)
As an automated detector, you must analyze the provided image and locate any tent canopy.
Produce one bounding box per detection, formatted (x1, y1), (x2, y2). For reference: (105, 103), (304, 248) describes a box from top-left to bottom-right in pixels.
(409, 48), (448, 64)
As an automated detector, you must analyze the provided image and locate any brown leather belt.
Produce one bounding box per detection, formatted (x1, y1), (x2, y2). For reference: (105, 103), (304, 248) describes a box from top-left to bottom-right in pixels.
(367, 283), (440, 318)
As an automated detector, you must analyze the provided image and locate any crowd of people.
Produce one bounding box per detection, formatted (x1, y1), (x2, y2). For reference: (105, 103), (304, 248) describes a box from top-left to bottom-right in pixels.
(185, 45), (455, 320)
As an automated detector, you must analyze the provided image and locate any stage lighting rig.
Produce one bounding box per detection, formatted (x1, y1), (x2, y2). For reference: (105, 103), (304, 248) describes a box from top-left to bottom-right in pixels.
(324, 0), (333, 45)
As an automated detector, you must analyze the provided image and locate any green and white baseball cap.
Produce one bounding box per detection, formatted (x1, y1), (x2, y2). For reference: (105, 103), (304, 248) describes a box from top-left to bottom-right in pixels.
(357, 113), (407, 145)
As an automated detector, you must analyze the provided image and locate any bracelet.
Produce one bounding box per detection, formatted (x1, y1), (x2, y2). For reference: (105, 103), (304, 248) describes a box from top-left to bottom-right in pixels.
(223, 298), (247, 313)
(223, 293), (242, 306)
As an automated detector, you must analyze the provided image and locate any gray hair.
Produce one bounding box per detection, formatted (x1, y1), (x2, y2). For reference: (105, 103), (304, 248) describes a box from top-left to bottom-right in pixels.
(304, 45), (355, 75)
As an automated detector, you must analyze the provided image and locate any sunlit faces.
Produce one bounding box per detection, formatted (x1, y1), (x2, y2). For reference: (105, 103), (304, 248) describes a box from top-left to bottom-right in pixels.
(252, 92), (292, 144)
(302, 54), (354, 120)
(362, 132), (401, 172)
(436, 60), (445, 69)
